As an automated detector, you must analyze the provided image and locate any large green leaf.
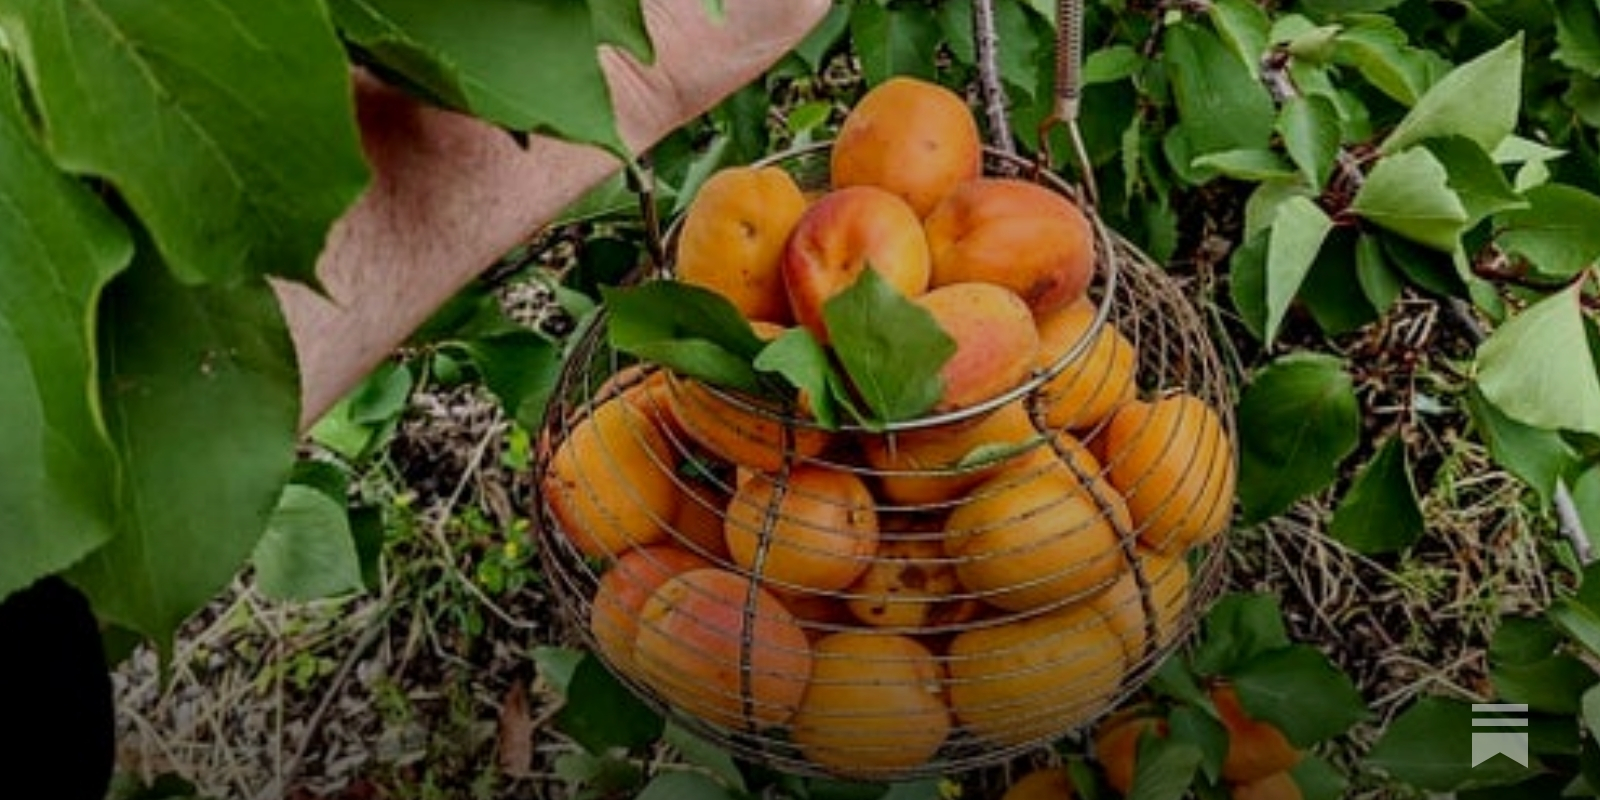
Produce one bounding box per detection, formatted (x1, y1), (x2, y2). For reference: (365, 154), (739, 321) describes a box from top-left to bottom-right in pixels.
(1263, 195), (1335, 343)
(1162, 20), (1275, 173)
(1495, 184), (1600, 279)
(330, 0), (631, 157)
(252, 485), (364, 602)
(0, 69), (131, 602)
(1465, 387), (1577, 507)
(849, 1), (943, 86)
(1381, 34), (1523, 155)
(1366, 697), (1541, 791)
(1230, 645), (1369, 746)
(1327, 436), (1425, 554)
(1476, 284), (1600, 436)
(1555, 0), (1600, 78)
(1236, 354), (1361, 523)
(0, 0), (370, 286)
(1350, 148), (1470, 252)
(68, 251), (300, 648)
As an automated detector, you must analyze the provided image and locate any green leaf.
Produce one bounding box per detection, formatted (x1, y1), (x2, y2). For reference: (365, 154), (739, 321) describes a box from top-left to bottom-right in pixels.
(1351, 148), (1470, 252)
(1167, 704), (1230, 783)
(346, 361), (414, 426)
(1331, 18), (1435, 107)
(790, 3), (851, 74)
(556, 653), (665, 755)
(1207, 0), (1272, 68)
(3, 0), (370, 286)
(1299, 230), (1379, 335)
(1355, 233), (1404, 316)
(0, 69), (130, 601)
(1464, 387), (1577, 507)
(1491, 653), (1598, 715)
(821, 269), (956, 426)
(662, 724), (745, 793)
(330, 0), (629, 157)
(1550, 597), (1600, 661)
(589, 2), (653, 64)
(1556, 0), (1600, 77)
(1263, 196), (1335, 343)
(602, 283), (772, 395)
(849, 1), (942, 86)
(1476, 284), (1600, 436)
(1491, 616), (1564, 666)
(1582, 684), (1600, 740)
(1162, 21), (1275, 161)
(1292, 755), (1349, 800)
(1191, 593), (1293, 677)
(1495, 184), (1600, 279)
(1237, 354), (1361, 524)
(1366, 696), (1541, 791)
(69, 251), (299, 647)
(1190, 149), (1298, 181)
(462, 331), (562, 432)
(1381, 34), (1524, 155)
(1328, 436), (1425, 554)
(752, 328), (844, 429)
(1127, 737), (1204, 800)
(1424, 136), (1529, 227)
(636, 772), (738, 800)
(1277, 94), (1342, 190)
(1231, 645), (1368, 746)
(251, 485), (364, 601)
(1570, 464), (1600, 557)
(1084, 44), (1144, 85)
(1228, 229), (1270, 340)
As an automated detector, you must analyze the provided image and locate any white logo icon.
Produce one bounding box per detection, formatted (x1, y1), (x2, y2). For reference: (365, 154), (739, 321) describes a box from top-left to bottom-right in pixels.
(1471, 703), (1529, 768)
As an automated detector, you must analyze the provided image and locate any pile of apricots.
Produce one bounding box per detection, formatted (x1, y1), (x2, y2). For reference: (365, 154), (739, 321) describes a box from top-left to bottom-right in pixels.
(539, 76), (1239, 780)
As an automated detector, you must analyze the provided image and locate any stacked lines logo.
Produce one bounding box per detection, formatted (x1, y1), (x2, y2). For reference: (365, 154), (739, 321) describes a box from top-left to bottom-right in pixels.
(1470, 703), (1529, 768)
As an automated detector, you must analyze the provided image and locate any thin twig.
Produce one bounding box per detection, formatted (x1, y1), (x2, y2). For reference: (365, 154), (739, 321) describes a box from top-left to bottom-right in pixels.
(971, 0), (1014, 154)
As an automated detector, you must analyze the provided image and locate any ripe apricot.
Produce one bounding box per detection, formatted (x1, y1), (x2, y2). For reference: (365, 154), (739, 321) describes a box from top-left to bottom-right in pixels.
(845, 535), (984, 630)
(1093, 706), (1168, 795)
(790, 632), (950, 777)
(924, 177), (1096, 316)
(1035, 298), (1138, 431)
(1102, 393), (1236, 554)
(1002, 767), (1075, 800)
(914, 282), (1041, 413)
(1089, 548), (1192, 663)
(945, 603), (1128, 746)
(1231, 771), (1303, 800)
(610, 367), (684, 440)
(724, 465), (879, 593)
(666, 374), (833, 472)
(1211, 683), (1302, 783)
(543, 395), (678, 559)
(668, 473), (734, 561)
(781, 185), (931, 343)
(634, 567), (813, 729)
(860, 400), (1043, 507)
(590, 545), (713, 676)
(675, 165), (808, 324)
(944, 455), (1127, 612)
(830, 76), (982, 217)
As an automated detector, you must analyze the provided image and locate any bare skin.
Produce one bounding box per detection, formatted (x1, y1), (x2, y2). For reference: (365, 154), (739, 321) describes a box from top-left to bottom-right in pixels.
(277, 0), (830, 431)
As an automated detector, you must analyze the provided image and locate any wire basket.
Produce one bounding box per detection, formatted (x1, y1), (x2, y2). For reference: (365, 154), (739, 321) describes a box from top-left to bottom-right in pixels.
(531, 135), (1237, 778)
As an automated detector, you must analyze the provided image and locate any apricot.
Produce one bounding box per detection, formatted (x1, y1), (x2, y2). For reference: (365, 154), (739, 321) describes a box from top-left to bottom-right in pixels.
(590, 545), (713, 676)
(1001, 766), (1075, 800)
(1089, 548), (1192, 663)
(924, 177), (1096, 316)
(781, 185), (931, 343)
(674, 165), (808, 323)
(724, 465), (879, 593)
(844, 535), (984, 630)
(790, 632), (950, 777)
(633, 567), (813, 729)
(830, 76), (982, 217)
(860, 400), (1043, 507)
(1035, 298), (1139, 431)
(666, 374), (832, 472)
(1231, 771), (1303, 800)
(612, 367), (684, 440)
(1102, 394), (1236, 554)
(944, 454), (1128, 612)
(668, 474), (733, 561)
(914, 282), (1041, 413)
(1093, 706), (1169, 796)
(543, 395), (678, 559)
(945, 602), (1128, 746)
(1211, 683), (1303, 783)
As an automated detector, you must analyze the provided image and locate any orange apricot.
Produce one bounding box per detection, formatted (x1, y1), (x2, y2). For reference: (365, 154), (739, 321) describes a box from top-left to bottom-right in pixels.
(665, 374), (832, 472)
(724, 465), (879, 593)
(1001, 766), (1076, 800)
(844, 535), (984, 630)
(1211, 683), (1303, 784)
(1101, 393), (1236, 554)
(1034, 298), (1138, 431)
(859, 400), (1044, 508)
(790, 632), (950, 777)
(589, 545), (713, 676)
(543, 395), (678, 560)
(830, 76), (982, 217)
(1089, 548), (1192, 663)
(924, 177), (1096, 316)
(674, 165), (808, 323)
(914, 282), (1041, 413)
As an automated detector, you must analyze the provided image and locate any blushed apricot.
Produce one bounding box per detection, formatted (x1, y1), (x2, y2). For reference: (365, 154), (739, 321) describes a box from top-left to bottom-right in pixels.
(666, 374), (833, 472)
(724, 465), (879, 593)
(830, 76), (982, 217)
(790, 632), (950, 777)
(1101, 394), (1236, 554)
(915, 282), (1041, 413)
(1035, 298), (1138, 431)
(634, 567), (814, 729)
(543, 395), (678, 559)
(675, 165), (808, 323)
(668, 473), (734, 561)
(781, 185), (931, 343)
(590, 545), (713, 676)
(925, 177), (1096, 316)
(860, 400), (1043, 507)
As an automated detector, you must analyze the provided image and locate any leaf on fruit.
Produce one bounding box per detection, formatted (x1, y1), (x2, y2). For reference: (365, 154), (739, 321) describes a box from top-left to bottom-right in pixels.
(1230, 645), (1369, 746)
(752, 327), (847, 429)
(603, 283), (775, 396)
(1350, 148), (1470, 253)
(1382, 34), (1524, 155)
(1476, 284), (1600, 436)
(822, 269), (956, 426)
(1328, 436), (1425, 554)
(0, 69), (130, 601)
(252, 484), (364, 601)
(1236, 354), (1361, 524)
(1366, 696), (1540, 791)
(5, 0), (369, 286)
(1495, 183), (1600, 279)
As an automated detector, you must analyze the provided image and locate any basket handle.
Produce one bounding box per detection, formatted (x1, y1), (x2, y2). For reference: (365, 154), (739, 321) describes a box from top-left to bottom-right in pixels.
(1040, 0), (1100, 209)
